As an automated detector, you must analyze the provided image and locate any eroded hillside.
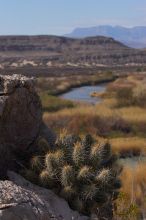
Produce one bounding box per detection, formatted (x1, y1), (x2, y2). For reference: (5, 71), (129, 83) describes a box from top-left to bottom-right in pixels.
(0, 35), (146, 70)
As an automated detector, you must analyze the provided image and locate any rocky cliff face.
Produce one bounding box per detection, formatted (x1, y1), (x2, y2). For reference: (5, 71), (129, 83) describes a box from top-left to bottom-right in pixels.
(0, 35), (146, 69)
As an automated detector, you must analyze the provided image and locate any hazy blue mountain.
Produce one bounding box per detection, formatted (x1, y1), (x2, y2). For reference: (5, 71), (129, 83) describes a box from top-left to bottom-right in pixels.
(65, 25), (146, 48)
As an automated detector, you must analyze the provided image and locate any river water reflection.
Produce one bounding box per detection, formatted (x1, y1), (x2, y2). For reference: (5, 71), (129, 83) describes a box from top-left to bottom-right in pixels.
(60, 84), (146, 167)
(60, 84), (106, 104)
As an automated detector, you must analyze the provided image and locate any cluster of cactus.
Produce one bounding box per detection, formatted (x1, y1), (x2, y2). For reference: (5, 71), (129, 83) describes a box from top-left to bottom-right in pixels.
(29, 134), (122, 216)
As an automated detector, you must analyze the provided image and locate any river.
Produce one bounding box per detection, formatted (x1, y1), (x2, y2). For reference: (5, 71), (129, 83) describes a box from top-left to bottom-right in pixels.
(60, 84), (106, 104)
(60, 83), (146, 168)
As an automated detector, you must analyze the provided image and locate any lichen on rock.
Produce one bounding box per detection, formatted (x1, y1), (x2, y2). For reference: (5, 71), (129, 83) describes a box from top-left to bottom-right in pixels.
(0, 171), (88, 220)
(0, 74), (42, 149)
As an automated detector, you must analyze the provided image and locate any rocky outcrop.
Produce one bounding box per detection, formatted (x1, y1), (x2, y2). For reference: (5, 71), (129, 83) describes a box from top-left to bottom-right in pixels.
(0, 74), (88, 220)
(0, 74), (87, 220)
(0, 74), (56, 178)
(0, 171), (88, 220)
(0, 74), (42, 149)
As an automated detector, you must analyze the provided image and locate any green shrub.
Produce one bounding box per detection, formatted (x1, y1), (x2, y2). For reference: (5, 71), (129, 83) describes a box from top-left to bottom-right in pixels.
(39, 92), (74, 112)
(115, 84), (146, 108)
(115, 192), (141, 220)
(133, 84), (146, 107)
(116, 86), (133, 107)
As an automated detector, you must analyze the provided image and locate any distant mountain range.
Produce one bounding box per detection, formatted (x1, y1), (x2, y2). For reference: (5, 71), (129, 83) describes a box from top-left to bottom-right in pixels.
(65, 25), (146, 48)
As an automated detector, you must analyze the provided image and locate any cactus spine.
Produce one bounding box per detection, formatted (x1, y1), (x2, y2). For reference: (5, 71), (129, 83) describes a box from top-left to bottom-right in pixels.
(27, 134), (121, 217)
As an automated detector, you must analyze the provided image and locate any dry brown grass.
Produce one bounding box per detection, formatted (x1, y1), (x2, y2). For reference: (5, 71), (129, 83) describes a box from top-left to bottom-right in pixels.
(118, 107), (146, 136)
(114, 164), (146, 220)
(121, 164), (146, 207)
(42, 73), (146, 218)
(43, 104), (131, 137)
(37, 72), (114, 95)
(110, 137), (146, 157)
(119, 107), (146, 124)
(43, 97), (146, 136)
(106, 74), (146, 107)
(43, 73), (146, 158)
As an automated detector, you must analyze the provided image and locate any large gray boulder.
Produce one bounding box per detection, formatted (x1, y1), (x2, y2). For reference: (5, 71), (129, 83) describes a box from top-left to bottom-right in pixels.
(0, 171), (88, 220)
(0, 74), (88, 220)
(0, 74), (56, 178)
(0, 74), (42, 150)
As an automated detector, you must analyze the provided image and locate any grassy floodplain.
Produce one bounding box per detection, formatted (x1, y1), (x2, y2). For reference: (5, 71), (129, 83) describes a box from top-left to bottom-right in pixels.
(37, 71), (115, 112)
(38, 71), (146, 219)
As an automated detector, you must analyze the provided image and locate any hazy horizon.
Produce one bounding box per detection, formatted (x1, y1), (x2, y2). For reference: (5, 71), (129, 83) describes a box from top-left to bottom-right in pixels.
(0, 0), (146, 35)
(0, 25), (146, 37)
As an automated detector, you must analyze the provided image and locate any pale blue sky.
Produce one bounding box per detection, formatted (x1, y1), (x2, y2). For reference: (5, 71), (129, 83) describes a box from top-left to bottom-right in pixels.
(0, 0), (146, 35)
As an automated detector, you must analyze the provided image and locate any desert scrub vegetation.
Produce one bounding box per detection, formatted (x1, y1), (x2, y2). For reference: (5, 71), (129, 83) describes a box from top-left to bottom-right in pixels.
(114, 191), (142, 220)
(43, 105), (131, 137)
(22, 134), (121, 218)
(39, 92), (74, 112)
(114, 164), (146, 219)
(110, 137), (146, 158)
(42, 73), (146, 137)
(107, 74), (146, 108)
(37, 73), (146, 219)
(38, 71), (115, 112)
(43, 73), (146, 159)
(36, 71), (115, 95)
(115, 85), (146, 108)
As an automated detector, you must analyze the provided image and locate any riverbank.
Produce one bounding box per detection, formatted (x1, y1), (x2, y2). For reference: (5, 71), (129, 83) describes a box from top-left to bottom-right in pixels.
(37, 73), (146, 179)
(55, 75), (116, 96)
(60, 84), (107, 104)
(37, 71), (116, 96)
(38, 71), (116, 112)
(44, 73), (146, 156)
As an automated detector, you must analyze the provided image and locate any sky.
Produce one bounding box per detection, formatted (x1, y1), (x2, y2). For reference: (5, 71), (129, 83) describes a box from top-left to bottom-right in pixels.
(0, 0), (146, 35)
